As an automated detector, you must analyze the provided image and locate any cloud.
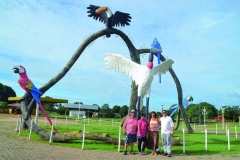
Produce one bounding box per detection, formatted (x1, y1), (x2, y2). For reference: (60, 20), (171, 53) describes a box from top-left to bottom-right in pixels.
(1, 0), (240, 111)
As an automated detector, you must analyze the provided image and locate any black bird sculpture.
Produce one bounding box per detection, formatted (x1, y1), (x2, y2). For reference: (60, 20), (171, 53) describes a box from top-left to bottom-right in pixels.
(87, 4), (132, 37)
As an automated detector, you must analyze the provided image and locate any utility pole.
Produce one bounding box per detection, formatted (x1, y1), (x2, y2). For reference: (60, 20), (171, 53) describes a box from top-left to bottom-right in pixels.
(221, 104), (226, 130)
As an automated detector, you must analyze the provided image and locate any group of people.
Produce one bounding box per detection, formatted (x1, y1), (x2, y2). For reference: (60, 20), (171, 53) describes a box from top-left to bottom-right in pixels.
(123, 109), (174, 157)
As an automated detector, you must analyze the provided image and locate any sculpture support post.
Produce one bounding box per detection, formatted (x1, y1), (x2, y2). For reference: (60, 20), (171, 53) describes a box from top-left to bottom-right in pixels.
(146, 97), (149, 120)
(35, 104), (39, 124)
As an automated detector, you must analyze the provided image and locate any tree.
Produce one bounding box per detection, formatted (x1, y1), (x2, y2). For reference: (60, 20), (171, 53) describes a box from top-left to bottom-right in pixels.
(140, 105), (146, 114)
(112, 105), (121, 113)
(185, 102), (218, 123)
(0, 83), (16, 102)
(43, 96), (58, 113)
(224, 105), (240, 121)
(0, 102), (7, 109)
(119, 105), (129, 117)
(56, 103), (65, 115)
(100, 103), (111, 117)
(185, 104), (199, 123)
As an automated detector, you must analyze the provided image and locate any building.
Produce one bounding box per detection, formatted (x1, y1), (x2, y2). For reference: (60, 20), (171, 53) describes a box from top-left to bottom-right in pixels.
(64, 103), (99, 117)
(8, 96), (68, 114)
(214, 116), (227, 122)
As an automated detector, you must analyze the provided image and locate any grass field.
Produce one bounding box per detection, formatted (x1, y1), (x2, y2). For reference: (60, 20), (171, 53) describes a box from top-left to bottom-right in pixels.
(13, 116), (240, 155)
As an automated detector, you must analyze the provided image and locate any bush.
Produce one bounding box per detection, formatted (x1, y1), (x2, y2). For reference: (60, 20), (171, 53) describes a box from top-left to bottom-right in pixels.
(0, 102), (7, 109)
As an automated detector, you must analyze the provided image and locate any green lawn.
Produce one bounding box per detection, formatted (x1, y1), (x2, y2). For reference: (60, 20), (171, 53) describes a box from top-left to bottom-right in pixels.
(18, 117), (240, 155)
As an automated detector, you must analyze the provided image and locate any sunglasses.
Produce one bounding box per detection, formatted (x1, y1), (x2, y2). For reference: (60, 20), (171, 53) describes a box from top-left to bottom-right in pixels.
(162, 112), (166, 114)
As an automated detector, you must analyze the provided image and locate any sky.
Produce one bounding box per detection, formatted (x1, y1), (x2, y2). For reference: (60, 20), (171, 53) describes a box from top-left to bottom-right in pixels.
(1, 0), (240, 111)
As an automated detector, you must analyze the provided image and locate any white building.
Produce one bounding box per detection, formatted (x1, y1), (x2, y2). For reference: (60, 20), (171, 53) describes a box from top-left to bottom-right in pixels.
(64, 103), (99, 117)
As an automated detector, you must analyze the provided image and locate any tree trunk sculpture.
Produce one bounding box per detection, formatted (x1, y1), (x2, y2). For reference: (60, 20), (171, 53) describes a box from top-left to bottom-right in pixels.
(19, 28), (192, 143)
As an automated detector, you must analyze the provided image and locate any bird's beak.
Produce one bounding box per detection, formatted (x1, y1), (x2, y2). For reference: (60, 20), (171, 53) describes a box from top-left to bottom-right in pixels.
(13, 67), (19, 73)
(96, 6), (107, 14)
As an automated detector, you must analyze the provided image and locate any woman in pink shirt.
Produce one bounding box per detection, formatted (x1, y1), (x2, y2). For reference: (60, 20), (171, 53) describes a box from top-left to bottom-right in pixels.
(137, 113), (148, 155)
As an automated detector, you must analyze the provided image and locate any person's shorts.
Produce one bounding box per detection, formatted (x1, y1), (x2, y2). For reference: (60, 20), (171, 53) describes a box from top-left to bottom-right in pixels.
(124, 133), (137, 144)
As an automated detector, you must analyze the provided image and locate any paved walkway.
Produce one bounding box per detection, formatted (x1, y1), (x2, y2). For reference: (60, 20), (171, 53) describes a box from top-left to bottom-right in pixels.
(0, 114), (239, 160)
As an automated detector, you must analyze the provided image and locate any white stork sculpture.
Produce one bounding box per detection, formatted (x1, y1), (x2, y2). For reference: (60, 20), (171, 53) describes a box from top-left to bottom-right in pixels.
(104, 53), (174, 118)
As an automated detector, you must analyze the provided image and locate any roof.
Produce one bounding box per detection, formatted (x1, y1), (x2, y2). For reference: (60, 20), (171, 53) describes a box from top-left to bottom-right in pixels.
(64, 103), (98, 110)
(8, 97), (68, 103)
(8, 103), (21, 109)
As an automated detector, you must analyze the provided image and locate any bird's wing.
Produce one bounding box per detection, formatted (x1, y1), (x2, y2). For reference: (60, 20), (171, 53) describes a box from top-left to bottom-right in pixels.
(111, 11), (131, 27)
(104, 53), (147, 83)
(152, 59), (174, 75)
(25, 81), (42, 96)
(87, 5), (108, 25)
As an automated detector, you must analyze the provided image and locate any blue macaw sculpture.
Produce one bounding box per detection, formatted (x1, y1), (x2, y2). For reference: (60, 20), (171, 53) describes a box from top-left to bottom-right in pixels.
(170, 96), (193, 117)
(150, 38), (162, 83)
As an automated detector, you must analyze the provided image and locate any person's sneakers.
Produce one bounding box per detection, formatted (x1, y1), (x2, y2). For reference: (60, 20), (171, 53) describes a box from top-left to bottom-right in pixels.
(156, 149), (162, 154)
(139, 152), (144, 155)
(168, 154), (172, 157)
(123, 150), (127, 155)
(162, 153), (168, 156)
(141, 151), (147, 155)
(130, 150), (134, 155)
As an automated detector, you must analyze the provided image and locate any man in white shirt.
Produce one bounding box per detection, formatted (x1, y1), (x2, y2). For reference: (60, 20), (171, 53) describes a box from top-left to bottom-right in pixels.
(160, 110), (174, 157)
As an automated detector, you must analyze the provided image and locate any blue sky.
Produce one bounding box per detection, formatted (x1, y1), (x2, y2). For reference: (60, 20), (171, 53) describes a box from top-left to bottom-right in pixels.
(1, 0), (240, 111)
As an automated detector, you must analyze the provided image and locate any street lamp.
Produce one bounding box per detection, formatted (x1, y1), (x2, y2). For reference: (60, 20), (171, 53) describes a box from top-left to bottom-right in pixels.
(221, 104), (226, 130)
(199, 101), (201, 125)
(78, 102), (81, 120)
(202, 107), (207, 127)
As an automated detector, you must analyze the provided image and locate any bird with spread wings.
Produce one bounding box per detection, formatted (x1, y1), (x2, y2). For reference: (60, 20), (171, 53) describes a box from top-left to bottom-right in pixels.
(104, 53), (174, 118)
(87, 4), (131, 37)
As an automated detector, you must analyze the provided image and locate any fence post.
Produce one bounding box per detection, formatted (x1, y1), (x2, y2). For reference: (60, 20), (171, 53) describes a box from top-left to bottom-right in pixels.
(82, 125), (86, 150)
(228, 129), (230, 150)
(183, 129), (185, 153)
(15, 115), (20, 132)
(216, 124), (217, 135)
(226, 125), (228, 136)
(49, 122), (55, 145)
(235, 126), (238, 138)
(29, 120), (33, 139)
(55, 116), (57, 125)
(18, 116), (22, 136)
(35, 104), (39, 124)
(118, 126), (121, 152)
(205, 129), (207, 151)
(65, 116), (68, 125)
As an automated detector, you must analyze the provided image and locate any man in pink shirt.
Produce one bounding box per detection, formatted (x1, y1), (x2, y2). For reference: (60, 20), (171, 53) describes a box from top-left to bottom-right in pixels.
(123, 109), (138, 155)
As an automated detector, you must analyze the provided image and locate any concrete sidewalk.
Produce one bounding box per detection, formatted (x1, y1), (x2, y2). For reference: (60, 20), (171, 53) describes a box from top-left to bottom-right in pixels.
(0, 114), (239, 160)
